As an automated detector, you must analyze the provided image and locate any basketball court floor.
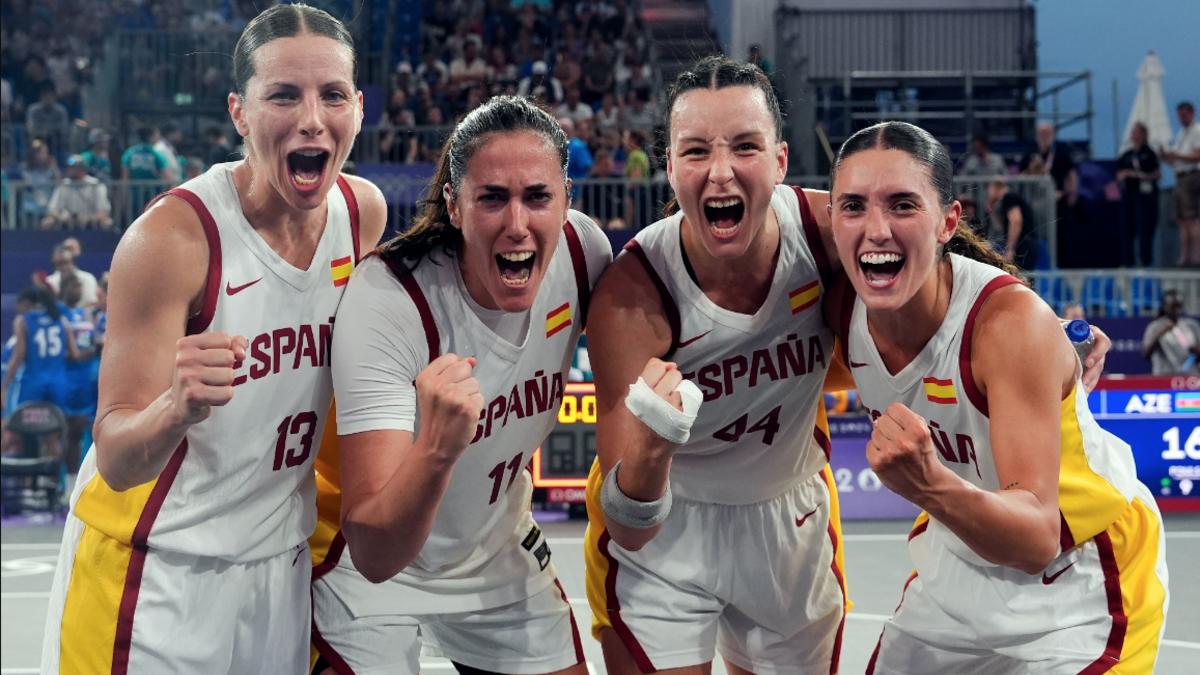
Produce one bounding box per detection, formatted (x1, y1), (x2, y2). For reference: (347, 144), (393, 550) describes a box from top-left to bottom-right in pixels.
(3, 515), (1197, 674)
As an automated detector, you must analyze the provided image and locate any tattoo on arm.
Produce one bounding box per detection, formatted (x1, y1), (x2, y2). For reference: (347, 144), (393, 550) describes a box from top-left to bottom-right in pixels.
(1003, 481), (1020, 490)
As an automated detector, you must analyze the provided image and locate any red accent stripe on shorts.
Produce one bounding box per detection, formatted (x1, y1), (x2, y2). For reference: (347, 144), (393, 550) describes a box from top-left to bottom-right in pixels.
(1078, 531), (1127, 674)
(311, 596), (358, 675)
(112, 439), (190, 675)
(312, 531), (346, 582)
(791, 186), (833, 285)
(563, 220), (591, 328)
(376, 252), (441, 363)
(336, 175), (362, 263)
(814, 424), (832, 462)
(554, 578), (586, 665)
(908, 518), (930, 542)
(622, 239), (681, 361)
(824, 512), (846, 674)
(598, 530), (657, 673)
(866, 570), (919, 675)
(958, 275), (1022, 417)
(161, 188), (222, 336)
(1060, 511), (1076, 552)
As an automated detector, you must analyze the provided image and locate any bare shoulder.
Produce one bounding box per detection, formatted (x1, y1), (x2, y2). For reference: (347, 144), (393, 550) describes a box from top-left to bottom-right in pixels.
(973, 283), (1075, 388)
(800, 187), (841, 273)
(589, 251), (672, 364)
(113, 195), (210, 308)
(341, 173), (388, 251)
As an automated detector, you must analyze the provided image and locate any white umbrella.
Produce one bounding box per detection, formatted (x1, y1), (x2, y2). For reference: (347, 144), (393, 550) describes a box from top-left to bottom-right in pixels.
(1120, 51), (1173, 154)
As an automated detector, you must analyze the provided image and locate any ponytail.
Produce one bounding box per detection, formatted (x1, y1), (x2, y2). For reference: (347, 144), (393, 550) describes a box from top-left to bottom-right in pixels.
(377, 135), (462, 271)
(942, 221), (1026, 282)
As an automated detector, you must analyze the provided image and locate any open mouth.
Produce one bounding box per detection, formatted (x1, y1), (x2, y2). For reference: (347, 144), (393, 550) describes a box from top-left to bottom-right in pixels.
(859, 251), (906, 288)
(496, 251), (535, 287)
(703, 197), (745, 238)
(286, 149), (330, 193)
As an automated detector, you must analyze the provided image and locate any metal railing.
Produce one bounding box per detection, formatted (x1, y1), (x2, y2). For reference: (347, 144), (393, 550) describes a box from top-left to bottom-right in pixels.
(1026, 269), (1200, 318)
(1, 178), (168, 231)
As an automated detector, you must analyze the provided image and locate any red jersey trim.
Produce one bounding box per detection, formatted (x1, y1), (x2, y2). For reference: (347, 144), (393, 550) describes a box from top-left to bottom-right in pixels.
(159, 188), (222, 336)
(791, 186), (833, 285)
(622, 239), (681, 360)
(958, 275), (1022, 418)
(1078, 531), (1127, 674)
(563, 220), (591, 328)
(599, 530), (657, 673)
(814, 424), (832, 462)
(312, 531), (347, 582)
(375, 253), (441, 363)
(112, 439), (190, 674)
(336, 175), (362, 263)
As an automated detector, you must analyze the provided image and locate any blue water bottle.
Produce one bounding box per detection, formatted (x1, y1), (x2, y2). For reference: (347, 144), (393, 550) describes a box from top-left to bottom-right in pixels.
(1065, 319), (1095, 363)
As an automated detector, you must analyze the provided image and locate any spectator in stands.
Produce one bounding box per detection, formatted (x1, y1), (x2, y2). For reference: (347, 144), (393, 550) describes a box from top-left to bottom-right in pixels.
(595, 90), (621, 135)
(14, 57), (53, 121)
(581, 43), (614, 105)
(554, 49), (582, 93)
(45, 243), (100, 306)
(1142, 290), (1200, 374)
(61, 237), (83, 259)
(392, 60), (416, 97)
(449, 36), (488, 88)
(26, 84), (70, 153)
(418, 106), (450, 162)
(556, 86), (594, 124)
(380, 106), (418, 164)
(986, 176), (1039, 271)
(81, 129), (113, 181)
(122, 126), (173, 214)
(1061, 303), (1086, 322)
(1161, 101), (1200, 267)
(960, 134), (1008, 176)
(416, 50), (450, 90)
(748, 45), (773, 80)
(1116, 122), (1162, 267)
(1, 75), (11, 124)
(184, 157), (204, 180)
(154, 122), (185, 178)
(624, 128), (653, 229)
(621, 88), (657, 134)
(18, 139), (61, 225)
(583, 147), (625, 228)
(957, 193), (985, 239)
(1021, 122), (1077, 203)
(205, 125), (236, 167)
(618, 59), (651, 99)
(560, 117), (593, 207)
(43, 155), (112, 230)
(517, 61), (562, 104)
(487, 45), (518, 88)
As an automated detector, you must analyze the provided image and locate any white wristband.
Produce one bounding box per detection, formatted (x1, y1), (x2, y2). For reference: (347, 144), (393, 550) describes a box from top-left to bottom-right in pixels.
(624, 376), (703, 445)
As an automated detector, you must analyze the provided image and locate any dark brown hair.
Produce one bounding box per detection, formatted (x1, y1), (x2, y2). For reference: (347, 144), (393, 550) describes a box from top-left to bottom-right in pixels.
(232, 3), (356, 97)
(831, 121), (1025, 280)
(660, 55), (783, 217)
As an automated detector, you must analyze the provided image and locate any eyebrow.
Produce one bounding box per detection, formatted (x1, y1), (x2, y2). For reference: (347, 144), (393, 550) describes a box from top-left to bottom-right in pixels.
(678, 131), (765, 145)
(836, 191), (923, 202)
(478, 184), (550, 192)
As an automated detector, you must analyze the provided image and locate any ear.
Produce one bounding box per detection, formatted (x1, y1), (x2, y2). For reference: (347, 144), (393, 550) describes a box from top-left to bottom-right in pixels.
(444, 184), (462, 230)
(665, 147), (675, 187)
(229, 93), (249, 138)
(775, 140), (789, 184)
(355, 90), (365, 134)
(938, 201), (962, 245)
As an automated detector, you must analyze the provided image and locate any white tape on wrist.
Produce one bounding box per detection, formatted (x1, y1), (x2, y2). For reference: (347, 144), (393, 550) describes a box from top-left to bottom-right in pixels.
(624, 376), (703, 444)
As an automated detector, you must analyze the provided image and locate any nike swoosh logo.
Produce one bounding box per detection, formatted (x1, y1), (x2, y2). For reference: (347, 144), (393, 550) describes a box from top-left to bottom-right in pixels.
(849, 359), (869, 368)
(1042, 562), (1075, 585)
(678, 330), (712, 348)
(226, 278), (263, 296)
(795, 506), (819, 528)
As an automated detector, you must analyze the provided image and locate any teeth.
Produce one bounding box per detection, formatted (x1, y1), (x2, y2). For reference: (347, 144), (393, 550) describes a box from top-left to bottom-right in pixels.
(294, 173), (319, 185)
(705, 197), (742, 208)
(859, 252), (904, 264)
(708, 221), (739, 235)
(501, 269), (531, 286)
(296, 149), (325, 157)
(500, 251), (533, 262)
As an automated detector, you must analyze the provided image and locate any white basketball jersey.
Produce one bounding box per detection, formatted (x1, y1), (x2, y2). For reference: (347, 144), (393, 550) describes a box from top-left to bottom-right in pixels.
(74, 162), (361, 563)
(332, 212), (602, 613)
(626, 185), (836, 504)
(846, 254), (1142, 562)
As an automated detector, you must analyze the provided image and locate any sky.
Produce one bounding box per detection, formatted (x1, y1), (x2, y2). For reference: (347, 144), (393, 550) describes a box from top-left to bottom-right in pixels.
(1035, 0), (1198, 163)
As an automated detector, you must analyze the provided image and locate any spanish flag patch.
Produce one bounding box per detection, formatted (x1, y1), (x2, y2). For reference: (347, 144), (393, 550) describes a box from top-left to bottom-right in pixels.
(331, 255), (353, 287)
(923, 377), (957, 404)
(789, 281), (820, 315)
(545, 302), (572, 338)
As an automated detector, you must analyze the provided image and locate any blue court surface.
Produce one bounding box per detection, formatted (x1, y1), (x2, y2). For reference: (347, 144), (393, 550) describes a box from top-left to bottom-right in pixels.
(3, 516), (1197, 674)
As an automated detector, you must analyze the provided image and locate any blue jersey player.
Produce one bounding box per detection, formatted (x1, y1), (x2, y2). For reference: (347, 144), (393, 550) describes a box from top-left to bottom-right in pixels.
(59, 274), (99, 476)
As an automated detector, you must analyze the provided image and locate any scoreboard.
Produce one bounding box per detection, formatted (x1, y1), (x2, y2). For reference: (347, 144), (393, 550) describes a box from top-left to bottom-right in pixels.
(532, 379), (1200, 516)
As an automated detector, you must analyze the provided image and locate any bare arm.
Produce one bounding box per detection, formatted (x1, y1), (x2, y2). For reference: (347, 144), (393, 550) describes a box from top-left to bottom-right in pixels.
(92, 196), (246, 491)
(869, 287), (1068, 574)
(339, 354), (484, 583)
(61, 317), (81, 361)
(589, 253), (679, 551)
(343, 174), (389, 255)
(804, 188), (842, 274)
(1, 316), (27, 408)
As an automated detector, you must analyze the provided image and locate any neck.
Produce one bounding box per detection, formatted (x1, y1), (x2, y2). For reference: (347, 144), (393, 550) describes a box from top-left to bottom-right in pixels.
(231, 160), (325, 238)
(865, 258), (954, 373)
(680, 205), (780, 313)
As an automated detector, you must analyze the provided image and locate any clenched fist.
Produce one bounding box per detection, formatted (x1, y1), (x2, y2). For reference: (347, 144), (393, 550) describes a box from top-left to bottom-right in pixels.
(171, 332), (248, 425)
(415, 353), (485, 461)
(866, 403), (953, 505)
(641, 358), (684, 411)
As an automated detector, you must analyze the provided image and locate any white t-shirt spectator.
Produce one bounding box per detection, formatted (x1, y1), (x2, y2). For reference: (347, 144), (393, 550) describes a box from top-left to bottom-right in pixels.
(554, 101), (594, 124)
(48, 176), (110, 220)
(960, 152), (1008, 177)
(26, 100), (70, 140)
(47, 268), (100, 306)
(622, 102), (659, 133)
(1170, 121), (1200, 174)
(1144, 315), (1200, 375)
(595, 105), (620, 133)
(154, 139), (182, 178)
(449, 56), (488, 86)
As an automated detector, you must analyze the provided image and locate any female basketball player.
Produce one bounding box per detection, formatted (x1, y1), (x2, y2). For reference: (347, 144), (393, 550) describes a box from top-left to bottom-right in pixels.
(41, 5), (386, 673)
(59, 273), (98, 490)
(825, 121), (1167, 674)
(310, 96), (611, 675)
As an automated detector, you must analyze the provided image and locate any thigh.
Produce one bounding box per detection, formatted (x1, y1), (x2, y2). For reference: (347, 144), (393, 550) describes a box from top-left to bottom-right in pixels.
(422, 579), (584, 675)
(312, 568), (422, 675)
(869, 623), (1023, 675)
(232, 542), (312, 675)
